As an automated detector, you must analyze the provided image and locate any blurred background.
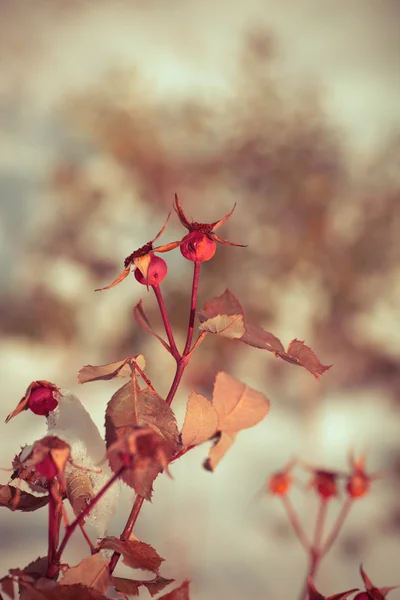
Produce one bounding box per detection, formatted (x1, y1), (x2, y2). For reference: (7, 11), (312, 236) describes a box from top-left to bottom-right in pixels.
(0, 0), (400, 598)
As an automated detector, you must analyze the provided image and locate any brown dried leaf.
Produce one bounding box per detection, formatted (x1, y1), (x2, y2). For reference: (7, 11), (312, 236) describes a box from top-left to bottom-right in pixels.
(240, 322), (284, 352)
(157, 580), (190, 600)
(22, 558), (49, 582)
(107, 427), (173, 500)
(204, 432), (237, 472)
(198, 289), (244, 321)
(11, 448), (49, 494)
(5, 381), (59, 424)
(59, 555), (110, 594)
(105, 380), (179, 450)
(278, 339), (332, 380)
(0, 484), (49, 512)
(94, 265), (131, 292)
(42, 584), (109, 599)
(212, 372), (270, 432)
(181, 392), (218, 449)
(1, 577), (14, 599)
(78, 356), (146, 384)
(27, 437), (71, 479)
(133, 301), (171, 350)
(64, 465), (94, 520)
(112, 575), (174, 598)
(198, 314), (245, 339)
(99, 537), (163, 573)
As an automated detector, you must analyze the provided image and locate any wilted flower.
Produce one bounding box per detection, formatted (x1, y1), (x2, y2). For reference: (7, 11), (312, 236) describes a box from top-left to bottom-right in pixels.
(174, 193), (246, 262)
(95, 214), (180, 291)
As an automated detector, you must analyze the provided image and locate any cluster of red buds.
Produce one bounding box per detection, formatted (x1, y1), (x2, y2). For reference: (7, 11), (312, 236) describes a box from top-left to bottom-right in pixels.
(95, 193), (245, 292)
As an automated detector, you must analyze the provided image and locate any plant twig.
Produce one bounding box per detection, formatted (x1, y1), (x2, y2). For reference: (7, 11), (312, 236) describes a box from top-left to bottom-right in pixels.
(183, 261), (201, 356)
(281, 495), (310, 553)
(321, 497), (353, 555)
(152, 284), (181, 361)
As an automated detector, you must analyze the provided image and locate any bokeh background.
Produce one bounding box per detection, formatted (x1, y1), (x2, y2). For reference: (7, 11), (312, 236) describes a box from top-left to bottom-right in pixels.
(1, 1), (400, 598)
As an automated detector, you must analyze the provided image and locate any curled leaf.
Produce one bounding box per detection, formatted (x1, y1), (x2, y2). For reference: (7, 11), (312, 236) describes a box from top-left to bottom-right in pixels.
(78, 356), (146, 384)
(59, 555), (110, 594)
(94, 265), (131, 292)
(133, 300), (171, 350)
(98, 537), (164, 573)
(203, 432), (236, 472)
(277, 339), (332, 379)
(0, 484), (49, 512)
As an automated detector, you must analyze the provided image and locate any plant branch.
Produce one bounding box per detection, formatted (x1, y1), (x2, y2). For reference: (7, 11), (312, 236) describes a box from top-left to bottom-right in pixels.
(281, 495), (310, 553)
(183, 261), (201, 356)
(152, 284), (181, 361)
(55, 467), (125, 565)
(108, 494), (145, 574)
(298, 498), (329, 600)
(47, 480), (62, 576)
(321, 497), (353, 556)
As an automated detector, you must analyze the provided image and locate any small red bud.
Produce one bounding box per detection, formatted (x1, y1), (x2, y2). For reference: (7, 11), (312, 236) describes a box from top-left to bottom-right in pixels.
(180, 231), (216, 262)
(268, 472), (292, 496)
(312, 470), (338, 499)
(28, 386), (58, 416)
(346, 473), (370, 498)
(35, 456), (58, 480)
(134, 255), (168, 285)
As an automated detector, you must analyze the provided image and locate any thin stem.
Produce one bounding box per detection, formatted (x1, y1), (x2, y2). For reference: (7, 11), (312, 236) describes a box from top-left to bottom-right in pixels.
(152, 284), (181, 361)
(185, 331), (207, 361)
(165, 360), (187, 406)
(46, 481), (63, 578)
(183, 261), (201, 356)
(321, 497), (353, 556)
(108, 494), (145, 574)
(298, 498), (329, 600)
(79, 522), (96, 553)
(281, 495), (311, 553)
(55, 467), (124, 564)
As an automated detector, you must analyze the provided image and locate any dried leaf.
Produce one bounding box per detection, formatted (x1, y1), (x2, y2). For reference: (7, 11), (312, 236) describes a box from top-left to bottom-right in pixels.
(95, 265), (131, 292)
(112, 575), (174, 598)
(107, 427), (173, 500)
(198, 314), (245, 339)
(27, 437), (71, 479)
(59, 555), (110, 594)
(198, 289), (244, 320)
(0, 485), (49, 512)
(133, 301), (171, 350)
(240, 323), (284, 352)
(22, 558), (49, 581)
(181, 392), (218, 449)
(99, 537), (163, 573)
(11, 448), (49, 494)
(105, 380), (178, 450)
(64, 464), (94, 520)
(78, 356), (146, 384)
(157, 580), (190, 600)
(1, 577), (14, 599)
(278, 339), (332, 379)
(212, 372), (270, 432)
(5, 381), (59, 424)
(204, 432), (237, 472)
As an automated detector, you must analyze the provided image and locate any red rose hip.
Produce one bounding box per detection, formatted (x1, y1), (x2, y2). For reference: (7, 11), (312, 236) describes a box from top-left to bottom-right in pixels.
(134, 255), (168, 285)
(28, 386), (58, 416)
(180, 231), (216, 262)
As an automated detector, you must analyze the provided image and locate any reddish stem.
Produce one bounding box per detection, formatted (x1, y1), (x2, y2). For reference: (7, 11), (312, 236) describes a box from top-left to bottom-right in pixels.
(321, 497), (353, 555)
(183, 261), (201, 356)
(47, 480), (61, 574)
(108, 494), (145, 574)
(54, 467), (124, 567)
(298, 498), (329, 600)
(152, 284), (181, 361)
(281, 495), (310, 553)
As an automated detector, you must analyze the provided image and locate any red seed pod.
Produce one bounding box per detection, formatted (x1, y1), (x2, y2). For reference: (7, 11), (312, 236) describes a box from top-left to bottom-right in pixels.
(180, 231), (217, 262)
(346, 472), (370, 498)
(353, 594), (369, 600)
(35, 456), (58, 480)
(28, 386), (58, 416)
(134, 255), (168, 286)
(268, 471), (292, 496)
(312, 470), (338, 500)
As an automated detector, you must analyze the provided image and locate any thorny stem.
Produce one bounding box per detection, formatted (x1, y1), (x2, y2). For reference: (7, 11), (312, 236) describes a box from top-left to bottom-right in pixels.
(281, 495), (311, 553)
(47, 480), (62, 575)
(321, 497), (353, 555)
(110, 263), (202, 574)
(53, 467), (125, 572)
(152, 284), (181, 361)
(298, 498), (329, 600)
(108, 494), (145, 574)
(183, 261), (201, 356)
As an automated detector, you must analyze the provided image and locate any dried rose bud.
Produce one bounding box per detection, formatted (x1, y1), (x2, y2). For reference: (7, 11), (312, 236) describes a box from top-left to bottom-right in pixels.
(28, 386), (58, 416)
(268, 471), (292, 496)
(35, 456), (59, 480)
(134, 254), (168, 286)
(311, 470), (338, 500)
(180, 231), (217, 262)
(346, 472), (370, 498)
(353, 594), (369, 600)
